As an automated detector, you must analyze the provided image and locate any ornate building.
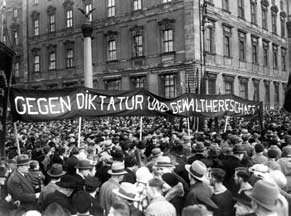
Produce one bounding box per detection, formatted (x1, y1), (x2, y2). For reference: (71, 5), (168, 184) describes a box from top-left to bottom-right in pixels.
(1, 0), (289, 108)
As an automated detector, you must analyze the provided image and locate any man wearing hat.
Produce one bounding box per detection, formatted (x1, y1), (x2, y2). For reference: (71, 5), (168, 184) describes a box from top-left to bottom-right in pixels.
(246, 180), (285, 216)
(38, 163), (66, 206)
(76, 160), (96, 179)
(184, 160), (218, 212)
(221, 144), (245, 194)
(72, 191), (93, 216)
(187, 142), (207, 164)
(85, 176), (102, 216)
(41, 175), (77, 213)
(99, 161), (127, 215)
(113, 182), (143, 216)
(7, 154), (39, 210)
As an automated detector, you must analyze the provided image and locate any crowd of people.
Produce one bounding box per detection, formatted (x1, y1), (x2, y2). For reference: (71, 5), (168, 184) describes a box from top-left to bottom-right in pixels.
(0, 111), (290, 216)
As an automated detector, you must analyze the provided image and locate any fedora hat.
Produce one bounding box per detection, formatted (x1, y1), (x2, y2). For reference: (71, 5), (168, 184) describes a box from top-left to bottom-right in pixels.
(75, 160), (94, 170)
(108, 162), (127, 175)
(113, 182), (140, 201)
(185, 160), (207, 181)
(155, 156), (174, 168)
(245, 180), (281, 211)
(56, 175), (77, 189)
(233, 144), (245, 154)
(192, 142), (205, 153)
(16, 154), (31, 166)
(151, 148), (163, 158)
(47, 163), (66, 177)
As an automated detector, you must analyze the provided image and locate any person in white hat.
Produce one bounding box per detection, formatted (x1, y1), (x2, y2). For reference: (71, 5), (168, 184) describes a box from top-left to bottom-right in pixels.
(113, 182), (143, 216)
(184, 160), (218, 212)
(99, 161), (127, 216)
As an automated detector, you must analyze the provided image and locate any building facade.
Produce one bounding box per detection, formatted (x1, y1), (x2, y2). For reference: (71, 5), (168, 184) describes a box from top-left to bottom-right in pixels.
(1, 0), (289, 109)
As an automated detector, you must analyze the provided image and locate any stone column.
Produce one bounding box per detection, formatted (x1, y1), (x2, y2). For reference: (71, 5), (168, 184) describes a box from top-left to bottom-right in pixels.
(81, 23), (93, 88)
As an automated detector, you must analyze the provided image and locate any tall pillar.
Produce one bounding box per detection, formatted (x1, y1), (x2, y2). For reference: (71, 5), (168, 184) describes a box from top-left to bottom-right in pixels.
(81, 23), (93, 88)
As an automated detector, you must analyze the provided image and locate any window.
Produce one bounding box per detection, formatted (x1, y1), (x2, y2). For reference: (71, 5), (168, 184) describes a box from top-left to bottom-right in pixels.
(281, 17), (285, 37)
(239, 78), (248, 99)
(14, 62), (20, 77)
(206, 73), (216, 94)
(262, 6), (268, 29)
(133, 35), (143, 57)
(33, 55), (40, 73)
(238, 0), (244, 18)
(222, 0), (229, 11)
(106, 79), (120, 91)
(49, 52), (56, 70)
(49, 14), (56, 32)
(13, 8), (18, 18)
(131, 76), (145, 89)
(108, 0), (115, 17)
(238, 31), (246, 61)
(13, 31), (19, 46)
(163, 74), (176, 98)
(253, 79), (260, 101)
(34, 0), (39, 5)
(162, 29), (174, 53)
(66, 9), (73, 28)
(271, 12), (277, 34)
(272, 44), (278, 69)
(205, 21), (215, 54)
(108, 40), (117, 61)
(85, 3), (93, 22)
(34, 18), (39, 36)
(264, 81), (270, 107)
(66, 49), (74, 68)
(163, 0), (172, 3)
(3, 35), (6, 44)
(250, 1), (257, 24)
(223, 26), (232, 57)
(281, 48), (286, 71)
(263, 40), (269, 66)
(251, 36), (258, 64)
(133, 0), (142, 10)
(274, 82), (280, 106)
(224, 79), (233, 94)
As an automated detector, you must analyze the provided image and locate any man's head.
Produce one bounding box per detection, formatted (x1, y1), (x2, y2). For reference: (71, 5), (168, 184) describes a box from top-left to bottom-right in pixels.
(209, 168), (225, 186)
(146, 178), (164, 200)
(75, 160), (96, 177)
(234, 167), (250, 185)
(108, 161), (127, 183)
(16, 154), (31, 174)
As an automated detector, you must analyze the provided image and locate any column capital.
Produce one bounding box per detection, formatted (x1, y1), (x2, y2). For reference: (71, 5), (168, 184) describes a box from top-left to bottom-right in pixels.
(81, 23), (93, 38)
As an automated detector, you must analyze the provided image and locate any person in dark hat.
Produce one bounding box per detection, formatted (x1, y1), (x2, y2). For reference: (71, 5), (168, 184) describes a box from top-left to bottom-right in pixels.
(76, 160), (96, 178)
(38, 163), (66, 206)
(99, 161), (127, 215)
(26, 160), (45, 193)
(64, 147), (79, 175)
(184, 160), (218, 212)
(72, 191), (93, 216)
(123, 155), (137, 184)
(85, 176), (102, 216)
(221, 144), (245, 194)
(187, 142), (207, 165)
(41, 175), (77, 213)
(7, 154), (39, 210)
(209, 168), (235, 216)
(264, 148), (281, 171)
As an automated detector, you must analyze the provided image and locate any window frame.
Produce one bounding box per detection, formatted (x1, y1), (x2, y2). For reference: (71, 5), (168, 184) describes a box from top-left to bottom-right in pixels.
(85, 3), (93, 22)
(163, 74), (176, 98)
(262, 6), (268, 30)
(162, 29), (174, 53)
(48, 51), (56, 71)
(33, 18), (39, 36)
(108, 0), (116, 17)
(263, 40), (269, 67)
(66, 9), (73, 28)
(251, 36), (259, 64)
(272, 44), (278, 69)
(238, 0), (245, 19)
(205, 21), (215, 54)
(66, 48), (74, 68)
(238, 31), (246, 61)
(49, 14), (56, 33)
(133, 0), (142, 11)
(250, 1), (257, 24)
(223, 25), (232, 58)
(271, 11), (277, 34)
(222, 0), (230, 11)
(33, 55), (40, 73)
(108, 40), (117, 61)
(281, 47), (287, 71)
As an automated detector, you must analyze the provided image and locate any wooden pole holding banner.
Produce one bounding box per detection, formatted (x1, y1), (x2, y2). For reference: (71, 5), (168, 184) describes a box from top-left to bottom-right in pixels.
(187, 118), (190, 137)
(14, 122), (21, 155)
(224, 116), (229, 132)
(139, 116), (143, 141)
(77, 117), (82, 147)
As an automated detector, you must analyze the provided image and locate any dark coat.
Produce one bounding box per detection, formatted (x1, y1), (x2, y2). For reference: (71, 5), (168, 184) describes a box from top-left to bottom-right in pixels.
(7, 169), (37, 210)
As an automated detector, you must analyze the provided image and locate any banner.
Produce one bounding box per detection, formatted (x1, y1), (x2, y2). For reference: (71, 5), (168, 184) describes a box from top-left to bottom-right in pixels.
(0, 42), (15, 157)
(10, 87), (262, 122)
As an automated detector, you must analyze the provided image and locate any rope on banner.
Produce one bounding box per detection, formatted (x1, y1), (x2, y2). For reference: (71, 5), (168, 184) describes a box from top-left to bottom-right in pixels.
(77, 117), (82, 147)
(139, 116), (143, 141)
(14, 121), (21, 155)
